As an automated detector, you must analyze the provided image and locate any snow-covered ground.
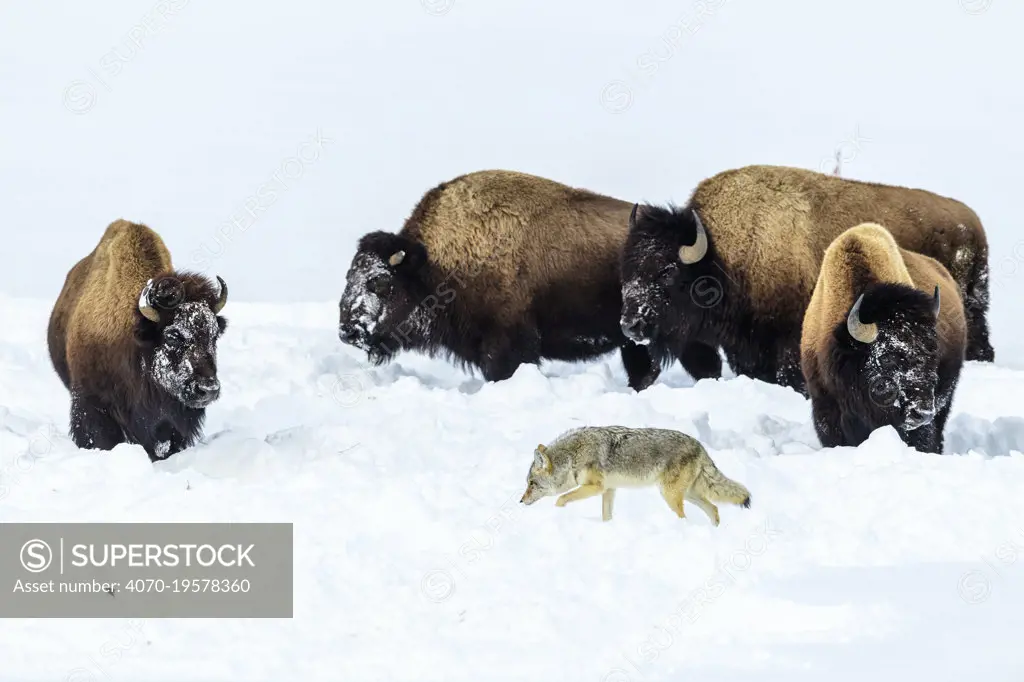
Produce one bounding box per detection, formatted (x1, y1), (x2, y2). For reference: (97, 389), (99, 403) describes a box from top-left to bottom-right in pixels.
(0, 296), (1022, 681)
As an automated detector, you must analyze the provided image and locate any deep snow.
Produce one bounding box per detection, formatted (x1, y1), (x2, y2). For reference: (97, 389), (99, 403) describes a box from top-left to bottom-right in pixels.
(0, 296), (1022, 681)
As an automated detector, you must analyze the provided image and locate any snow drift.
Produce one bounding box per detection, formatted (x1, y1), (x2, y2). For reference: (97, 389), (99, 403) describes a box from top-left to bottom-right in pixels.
(0, 297), (1021, 681)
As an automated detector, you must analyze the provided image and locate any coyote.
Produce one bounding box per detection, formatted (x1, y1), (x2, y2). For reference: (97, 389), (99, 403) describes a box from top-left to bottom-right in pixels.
(519, 426), (751, 524)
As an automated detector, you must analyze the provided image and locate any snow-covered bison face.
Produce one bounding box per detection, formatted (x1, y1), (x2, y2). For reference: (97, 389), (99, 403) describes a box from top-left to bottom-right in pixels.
(136, 275), (228, 409)
(844, 284), (943, 432)
(338, 233), (429, 365)
(620, 204), (710, 344)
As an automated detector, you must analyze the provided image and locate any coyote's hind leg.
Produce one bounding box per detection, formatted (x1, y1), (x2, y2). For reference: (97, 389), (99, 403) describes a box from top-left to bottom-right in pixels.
(688, 494), (721, 526)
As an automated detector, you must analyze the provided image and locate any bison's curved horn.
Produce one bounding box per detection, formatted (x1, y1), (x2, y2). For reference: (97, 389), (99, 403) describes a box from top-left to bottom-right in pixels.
(629, 203), (639, 230)
(930, 285), (940, 317)
(389, 250), (406, 267)
(212, 276), (228, 313)
(847, 293), (878, 344)
(138, 279), (160, 322)
(678, 210), (708, 264)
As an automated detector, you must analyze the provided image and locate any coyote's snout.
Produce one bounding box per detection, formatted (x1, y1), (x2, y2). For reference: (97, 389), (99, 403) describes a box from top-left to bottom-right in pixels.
(520, 426), (751, 524)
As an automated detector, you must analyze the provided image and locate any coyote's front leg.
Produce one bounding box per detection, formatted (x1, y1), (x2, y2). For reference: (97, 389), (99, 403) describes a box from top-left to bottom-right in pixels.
(601, 489), (616, 522)
(555, 483), (604, 507)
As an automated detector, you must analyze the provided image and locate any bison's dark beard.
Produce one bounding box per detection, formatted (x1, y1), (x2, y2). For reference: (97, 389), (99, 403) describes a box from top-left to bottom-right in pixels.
(366, 345), (395, 366)
(360, 331), (405, 366)
(340, 322), (406, 366)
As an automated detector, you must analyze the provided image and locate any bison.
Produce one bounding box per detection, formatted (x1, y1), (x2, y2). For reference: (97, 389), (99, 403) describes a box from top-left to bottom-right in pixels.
(620, 165), (992, 394)
(800, 222), (966, 454)
(47, 220), (229, 461)
(337, 169), (669, 389)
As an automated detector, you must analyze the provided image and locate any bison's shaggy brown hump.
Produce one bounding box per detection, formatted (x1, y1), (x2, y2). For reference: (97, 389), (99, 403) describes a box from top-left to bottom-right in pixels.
(800, 222), (966, 390)
(692, 165), (986, 313)
(400, 170), (634, 324)
(48, 220), (173, 388)
(801, 223), (913, 362)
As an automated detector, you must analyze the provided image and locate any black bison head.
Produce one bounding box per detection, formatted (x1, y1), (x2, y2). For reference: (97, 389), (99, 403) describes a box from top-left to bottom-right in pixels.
(619, 204), (715, 346)
(134, 273), (228, 409)
(839, 282), (942, 432)
(338, 232), (429, 365)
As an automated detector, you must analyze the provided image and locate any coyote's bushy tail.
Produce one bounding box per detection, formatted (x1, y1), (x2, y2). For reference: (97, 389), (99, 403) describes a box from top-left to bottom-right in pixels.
(695, 461), (751, 508)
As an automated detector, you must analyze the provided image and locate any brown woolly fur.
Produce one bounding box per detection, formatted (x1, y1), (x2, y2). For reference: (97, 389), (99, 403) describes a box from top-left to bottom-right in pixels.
(691, 166), (985, 305)
(402, 170), (631, 325)
(338, 170), (672, 390)
(621, 164), (993, 393)
(801, 223), (967, 454)
(47, 219), (229, 461)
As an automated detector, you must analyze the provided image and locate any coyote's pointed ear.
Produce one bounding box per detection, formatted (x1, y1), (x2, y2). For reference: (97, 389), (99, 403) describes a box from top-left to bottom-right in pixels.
(533, 447), (552, 473)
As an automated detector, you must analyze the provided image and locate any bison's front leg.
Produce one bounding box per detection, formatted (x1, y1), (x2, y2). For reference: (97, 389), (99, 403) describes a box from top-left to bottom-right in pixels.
(727, 340), (806, 393)
(69, 393), (125, 451)
(810, 393), (845, 449)
(840, 411), (872, 448)
(677, 341), (722, 381)
(775, 344), (807, 395)
(478, 325), (541, 382)
(723, 344), (779, 387)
